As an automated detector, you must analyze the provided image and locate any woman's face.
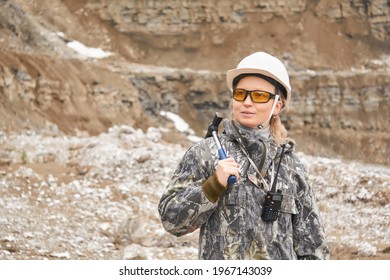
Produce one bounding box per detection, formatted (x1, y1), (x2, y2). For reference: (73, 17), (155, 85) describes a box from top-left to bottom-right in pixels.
(232, 75), (282, 128)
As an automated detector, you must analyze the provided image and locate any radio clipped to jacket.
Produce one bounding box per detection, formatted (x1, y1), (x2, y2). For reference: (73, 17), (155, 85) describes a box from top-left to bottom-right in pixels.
(261, 144), (286, 223)
(261, 191), (283, 222)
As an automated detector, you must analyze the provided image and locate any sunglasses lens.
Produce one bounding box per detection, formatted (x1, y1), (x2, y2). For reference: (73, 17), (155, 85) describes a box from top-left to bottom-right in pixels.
(233, 89), (247, 101)
(251, 91), (271, 103)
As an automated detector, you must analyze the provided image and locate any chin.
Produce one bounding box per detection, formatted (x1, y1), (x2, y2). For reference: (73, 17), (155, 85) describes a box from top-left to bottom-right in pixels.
(239, 121), (258, 128)
(234, 116), (259, 128)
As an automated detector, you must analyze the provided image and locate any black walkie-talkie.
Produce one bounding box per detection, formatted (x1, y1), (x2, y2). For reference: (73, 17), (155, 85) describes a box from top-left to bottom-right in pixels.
(261, 190), (283, 222)
(261, 144), (286, 222)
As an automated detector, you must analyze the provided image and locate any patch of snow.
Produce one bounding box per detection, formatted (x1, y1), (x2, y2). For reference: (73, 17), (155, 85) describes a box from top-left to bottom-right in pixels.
(66, 41), (113, 59)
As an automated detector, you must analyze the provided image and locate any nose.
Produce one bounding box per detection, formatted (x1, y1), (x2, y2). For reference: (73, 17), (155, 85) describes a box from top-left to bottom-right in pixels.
(243, 93), (253, 105)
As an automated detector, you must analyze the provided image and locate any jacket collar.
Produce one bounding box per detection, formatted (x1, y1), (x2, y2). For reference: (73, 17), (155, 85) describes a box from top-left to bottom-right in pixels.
(222, 119), (294, 160)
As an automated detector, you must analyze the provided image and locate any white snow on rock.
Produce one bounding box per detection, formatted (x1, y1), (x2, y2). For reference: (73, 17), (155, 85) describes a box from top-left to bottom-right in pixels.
(66, 40), (113, 59)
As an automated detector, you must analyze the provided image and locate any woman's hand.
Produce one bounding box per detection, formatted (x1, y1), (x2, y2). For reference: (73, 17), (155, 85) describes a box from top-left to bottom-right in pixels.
(215, 157), (240, 187)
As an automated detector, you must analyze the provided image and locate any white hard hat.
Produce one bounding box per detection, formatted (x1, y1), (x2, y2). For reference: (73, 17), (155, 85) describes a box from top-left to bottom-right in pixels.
(226, 52), (291, 105)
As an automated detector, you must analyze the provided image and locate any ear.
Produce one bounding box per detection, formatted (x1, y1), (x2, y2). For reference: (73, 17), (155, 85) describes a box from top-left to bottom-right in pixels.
(274, 99), (284, 114)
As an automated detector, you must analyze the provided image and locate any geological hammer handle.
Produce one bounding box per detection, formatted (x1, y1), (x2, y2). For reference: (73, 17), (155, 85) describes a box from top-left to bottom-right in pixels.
(212, 131), (237, 186)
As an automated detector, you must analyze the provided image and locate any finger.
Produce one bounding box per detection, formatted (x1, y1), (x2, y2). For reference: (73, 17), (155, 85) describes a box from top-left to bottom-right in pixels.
(219, 165), (240, 180)
(226, 168), (240, 181)
(220, 157), (236, 163)
(219, 157), (238, 165)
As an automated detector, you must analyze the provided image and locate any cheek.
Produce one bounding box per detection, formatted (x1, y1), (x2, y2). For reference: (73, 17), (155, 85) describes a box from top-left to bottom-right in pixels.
(232, 100), (240, 111)
(253, 103), (270, 112)
(231, 102), (241, 120)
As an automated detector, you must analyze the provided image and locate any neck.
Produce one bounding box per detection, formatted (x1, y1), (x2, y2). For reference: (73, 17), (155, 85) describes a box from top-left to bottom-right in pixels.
(235, 121), (270, 140)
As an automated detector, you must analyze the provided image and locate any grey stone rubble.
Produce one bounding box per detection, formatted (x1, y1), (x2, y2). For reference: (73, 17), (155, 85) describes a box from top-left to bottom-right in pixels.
(0, 126), (389, 259)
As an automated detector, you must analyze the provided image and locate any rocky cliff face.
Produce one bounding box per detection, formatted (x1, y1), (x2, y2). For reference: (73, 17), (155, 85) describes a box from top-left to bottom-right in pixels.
(0, 0), (389, 164)
(92, 0), (390, 70)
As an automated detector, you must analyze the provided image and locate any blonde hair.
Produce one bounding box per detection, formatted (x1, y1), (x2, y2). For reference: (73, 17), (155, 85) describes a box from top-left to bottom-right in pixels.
(270, 113), (289, 146)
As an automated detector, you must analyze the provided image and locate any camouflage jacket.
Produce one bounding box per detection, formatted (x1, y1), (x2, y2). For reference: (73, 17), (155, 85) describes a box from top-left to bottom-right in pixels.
(158, 120), (330, 260)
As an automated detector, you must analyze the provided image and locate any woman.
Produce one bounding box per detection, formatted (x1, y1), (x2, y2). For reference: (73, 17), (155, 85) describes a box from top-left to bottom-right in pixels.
(158, 52), (330, 260)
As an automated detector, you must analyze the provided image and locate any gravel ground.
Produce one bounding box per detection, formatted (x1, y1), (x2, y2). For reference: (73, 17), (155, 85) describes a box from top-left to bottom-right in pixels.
(0, 126), (389, 260)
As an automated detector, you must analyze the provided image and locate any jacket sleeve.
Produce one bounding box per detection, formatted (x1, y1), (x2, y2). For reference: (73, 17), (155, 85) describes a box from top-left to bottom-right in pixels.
(292, 158), (330, 260)
(158, 140), (220, 237)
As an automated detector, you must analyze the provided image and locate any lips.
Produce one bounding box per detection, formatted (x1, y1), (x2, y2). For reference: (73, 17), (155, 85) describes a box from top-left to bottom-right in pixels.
(241, 111), (255, 116)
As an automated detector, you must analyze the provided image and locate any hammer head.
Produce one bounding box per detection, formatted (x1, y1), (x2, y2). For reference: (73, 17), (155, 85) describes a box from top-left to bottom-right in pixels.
(204, 112), (224, 138)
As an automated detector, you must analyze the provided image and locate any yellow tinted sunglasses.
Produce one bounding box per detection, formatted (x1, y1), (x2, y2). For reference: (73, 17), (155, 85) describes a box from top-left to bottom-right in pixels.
(232, 88), (276, 103)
